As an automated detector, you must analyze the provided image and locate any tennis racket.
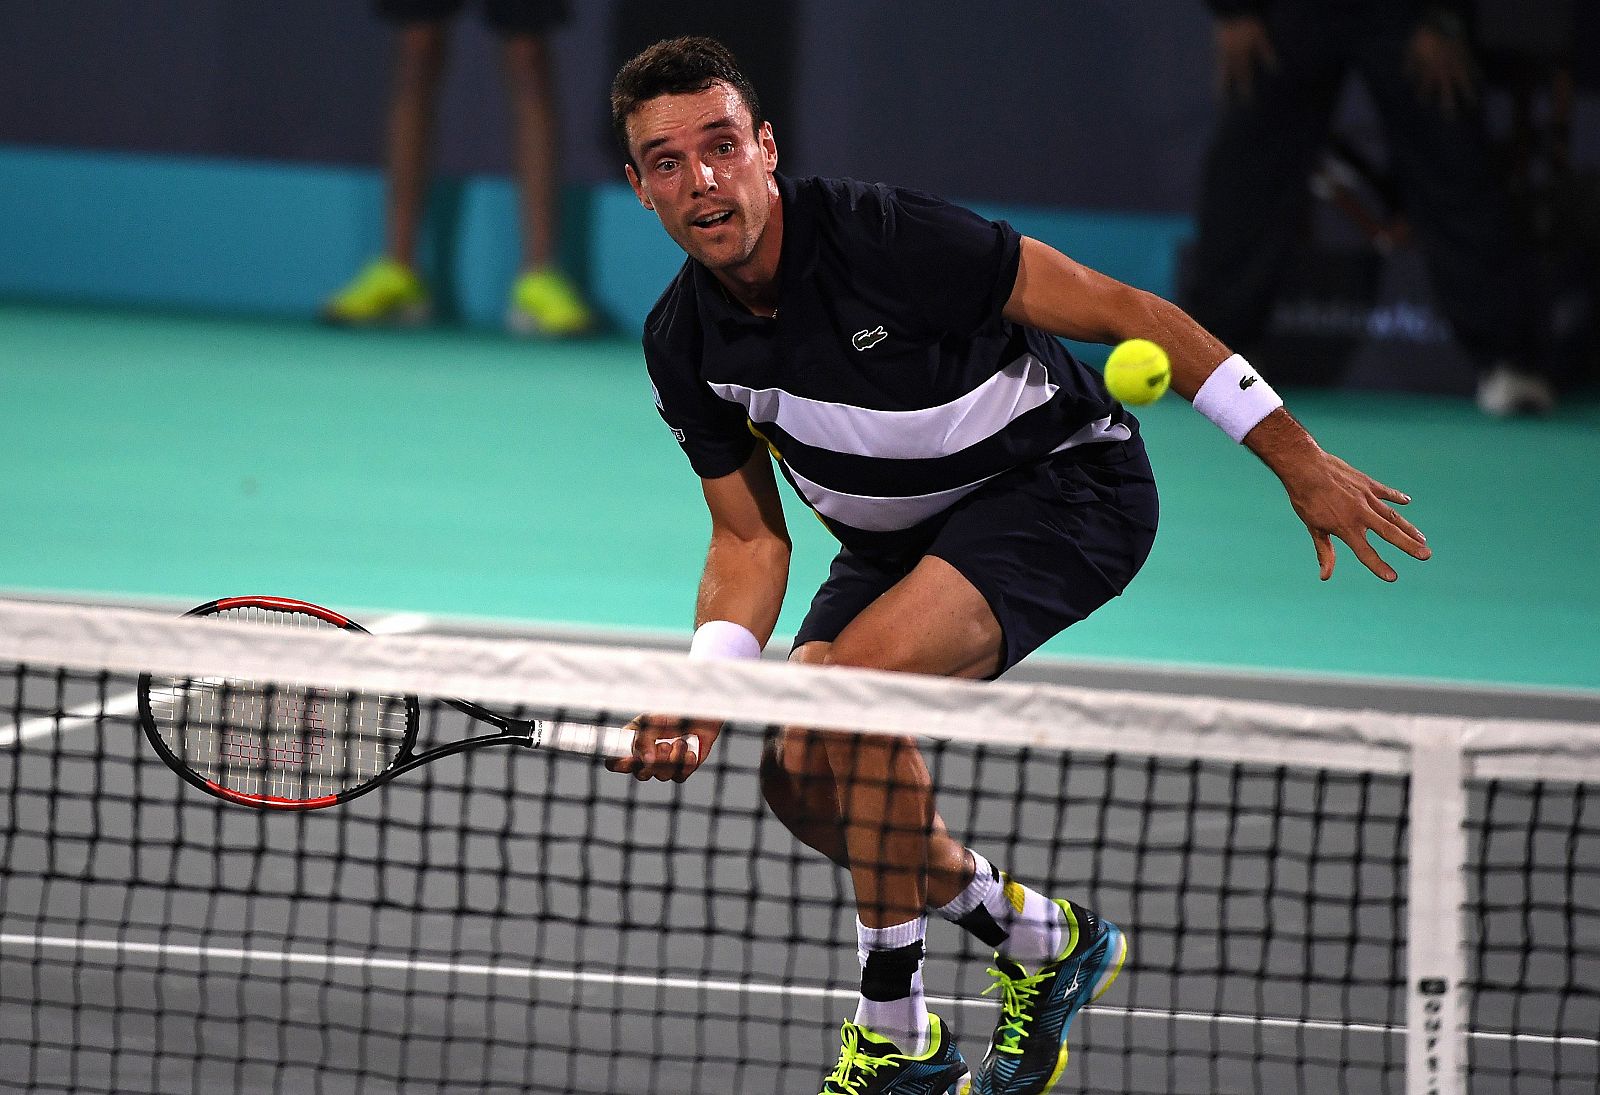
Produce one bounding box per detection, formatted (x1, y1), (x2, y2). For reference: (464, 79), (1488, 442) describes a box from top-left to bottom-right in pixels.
(138, 596), (664, 810)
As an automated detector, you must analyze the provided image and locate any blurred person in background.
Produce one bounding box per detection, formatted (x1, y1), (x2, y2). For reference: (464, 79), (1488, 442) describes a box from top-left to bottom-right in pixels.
(1184, 0), (1559, 415)
(323, 0), (593, 335)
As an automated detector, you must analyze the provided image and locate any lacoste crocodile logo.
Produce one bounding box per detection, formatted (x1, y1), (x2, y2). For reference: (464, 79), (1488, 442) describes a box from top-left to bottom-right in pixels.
(1240, 375), (1259, 390)
(852, 325), (888, 351)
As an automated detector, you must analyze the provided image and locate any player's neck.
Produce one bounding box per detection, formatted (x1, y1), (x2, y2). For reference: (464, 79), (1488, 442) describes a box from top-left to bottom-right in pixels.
(712, 190), (784, 319)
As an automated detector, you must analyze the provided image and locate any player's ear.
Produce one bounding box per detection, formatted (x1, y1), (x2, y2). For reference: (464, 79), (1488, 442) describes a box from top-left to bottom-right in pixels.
(625, 164), (654, 211)
(760, 121), (778, 172)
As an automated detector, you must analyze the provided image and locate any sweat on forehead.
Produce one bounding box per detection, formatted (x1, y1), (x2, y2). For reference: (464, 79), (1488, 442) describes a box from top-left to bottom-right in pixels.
(628, 85), (753, 155)
(610, 35), (764, 161)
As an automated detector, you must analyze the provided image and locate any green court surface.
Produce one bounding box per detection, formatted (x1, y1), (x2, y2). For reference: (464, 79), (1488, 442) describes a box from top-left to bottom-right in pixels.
(2, 300), (1596, 692)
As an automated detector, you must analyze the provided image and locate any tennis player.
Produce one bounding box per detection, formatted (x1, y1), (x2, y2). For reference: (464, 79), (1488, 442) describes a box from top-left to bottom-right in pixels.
(605, 37), (1430, 1095)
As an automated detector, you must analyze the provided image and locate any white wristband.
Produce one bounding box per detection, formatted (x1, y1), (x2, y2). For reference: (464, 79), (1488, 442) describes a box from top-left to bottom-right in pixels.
(1192, 353), (1283, 443)
(689, 620), (762, 660)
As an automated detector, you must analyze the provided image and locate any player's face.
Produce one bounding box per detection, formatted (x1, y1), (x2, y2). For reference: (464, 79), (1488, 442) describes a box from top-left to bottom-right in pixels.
(624, 83), (779, 275)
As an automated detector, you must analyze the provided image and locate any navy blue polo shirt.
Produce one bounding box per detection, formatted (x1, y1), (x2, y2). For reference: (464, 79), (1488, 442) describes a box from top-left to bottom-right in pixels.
(643, 173), (1135, 556)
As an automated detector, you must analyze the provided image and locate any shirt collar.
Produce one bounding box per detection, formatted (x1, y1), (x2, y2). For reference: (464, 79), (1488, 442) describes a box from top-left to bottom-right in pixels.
(692, 172), (811, 333)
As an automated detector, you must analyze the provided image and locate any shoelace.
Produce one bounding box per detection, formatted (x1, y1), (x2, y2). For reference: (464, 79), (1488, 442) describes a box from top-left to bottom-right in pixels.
(820, 1023), (895, 1094)
(982, 965), (1048, 1055)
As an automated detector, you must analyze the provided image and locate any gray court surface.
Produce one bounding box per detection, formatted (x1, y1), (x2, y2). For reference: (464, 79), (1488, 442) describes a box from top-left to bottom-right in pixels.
(2, 607), (1597, 1094)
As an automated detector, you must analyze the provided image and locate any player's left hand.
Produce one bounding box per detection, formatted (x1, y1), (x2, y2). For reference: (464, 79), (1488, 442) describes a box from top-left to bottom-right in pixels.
(1278, 450), (1432, 582)
(605, 714), (720, 782)
(1406, 24), (1477, 118)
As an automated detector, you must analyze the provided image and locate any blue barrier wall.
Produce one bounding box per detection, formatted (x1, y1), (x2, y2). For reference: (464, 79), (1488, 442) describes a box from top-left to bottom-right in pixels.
(0, 144), (1191, 341)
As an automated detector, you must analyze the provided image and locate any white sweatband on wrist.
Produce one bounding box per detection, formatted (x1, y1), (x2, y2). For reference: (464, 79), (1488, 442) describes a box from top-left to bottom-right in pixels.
(1192, 353), (1284, 443)
(689, 620), (762, 661)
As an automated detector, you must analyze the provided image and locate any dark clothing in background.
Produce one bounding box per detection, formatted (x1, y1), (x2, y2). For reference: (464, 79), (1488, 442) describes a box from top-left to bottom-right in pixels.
(376, 0), (568, 36)
(1186, 0), (1537, 370)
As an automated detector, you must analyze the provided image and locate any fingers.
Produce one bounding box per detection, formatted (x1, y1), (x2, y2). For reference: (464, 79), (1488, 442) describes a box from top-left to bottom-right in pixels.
(1342, 529), (1398, 583)
(603, 717), (708, 782)
(1312, 529), (1336, 582)
(1370, 479), (1412, 505)
(1314, 507), (1424, 583)
(1325, 502), (1426, 582)
(1367, 499), (1432, 561)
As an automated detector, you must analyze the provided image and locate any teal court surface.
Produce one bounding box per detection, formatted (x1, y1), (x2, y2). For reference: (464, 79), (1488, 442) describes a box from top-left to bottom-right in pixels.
(2, 300), (1596, 694)
(3, 300), (1599, 1094)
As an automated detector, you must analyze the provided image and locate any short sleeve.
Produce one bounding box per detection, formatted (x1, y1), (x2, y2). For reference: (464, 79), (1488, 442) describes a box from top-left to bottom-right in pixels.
(876, 186), (1022, 339)
(644, 334), (756, 480)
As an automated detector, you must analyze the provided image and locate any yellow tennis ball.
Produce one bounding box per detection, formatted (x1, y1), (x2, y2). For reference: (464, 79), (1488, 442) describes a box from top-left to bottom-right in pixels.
(1104, 339), (1171, 405)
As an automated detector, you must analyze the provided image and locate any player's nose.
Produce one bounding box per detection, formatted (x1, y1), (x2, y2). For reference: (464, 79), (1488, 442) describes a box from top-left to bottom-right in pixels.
(691, 158), (717, 195)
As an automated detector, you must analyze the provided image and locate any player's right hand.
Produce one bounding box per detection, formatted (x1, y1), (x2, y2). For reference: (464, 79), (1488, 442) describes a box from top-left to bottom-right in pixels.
(605, 714), (721, 783)
(1216, 16), (1278, 103)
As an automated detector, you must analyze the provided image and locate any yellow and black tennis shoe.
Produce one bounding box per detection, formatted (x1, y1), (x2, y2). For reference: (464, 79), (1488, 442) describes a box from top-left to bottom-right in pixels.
(971, 901), (1128, 1095)
(819, 1014), (970, 1095)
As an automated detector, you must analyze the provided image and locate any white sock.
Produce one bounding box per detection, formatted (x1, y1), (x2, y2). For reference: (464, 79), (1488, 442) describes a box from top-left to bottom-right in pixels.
(933, 850), (1067, 966)
(990, 871), (1067, 966)
(932, 849), (999, 921)
(853, 916), (929, 1055)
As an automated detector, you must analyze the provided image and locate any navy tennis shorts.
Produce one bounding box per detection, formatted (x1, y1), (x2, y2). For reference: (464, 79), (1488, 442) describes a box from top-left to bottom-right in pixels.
(376, 0), (568, 35)
(793, 439), (1159, 677)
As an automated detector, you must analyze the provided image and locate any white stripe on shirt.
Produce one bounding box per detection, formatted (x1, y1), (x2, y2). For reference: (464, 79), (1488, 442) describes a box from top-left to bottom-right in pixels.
(707, 353), (1058, 460)
(785, 416), (1131, 532)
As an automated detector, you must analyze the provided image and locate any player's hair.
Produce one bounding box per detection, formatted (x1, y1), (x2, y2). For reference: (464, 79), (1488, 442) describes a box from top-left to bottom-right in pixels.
(610, 36), (764, 166)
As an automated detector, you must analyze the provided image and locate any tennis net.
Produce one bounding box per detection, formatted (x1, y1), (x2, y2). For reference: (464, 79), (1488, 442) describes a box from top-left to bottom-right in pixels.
(1, 598), (1596, 1094)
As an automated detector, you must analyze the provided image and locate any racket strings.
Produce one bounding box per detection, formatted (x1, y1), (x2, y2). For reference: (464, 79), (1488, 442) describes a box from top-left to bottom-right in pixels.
(147, 605), (410, 800)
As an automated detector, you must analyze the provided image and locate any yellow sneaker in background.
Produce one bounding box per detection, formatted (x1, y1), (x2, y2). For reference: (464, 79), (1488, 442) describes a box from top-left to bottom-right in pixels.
(507, 268), (595, 336)
(322, 258), (430, 326)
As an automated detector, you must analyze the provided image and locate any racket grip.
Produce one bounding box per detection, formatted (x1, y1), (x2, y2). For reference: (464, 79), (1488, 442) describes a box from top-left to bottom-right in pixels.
(537, 722), (701, 763)
(535, 722), (635, 758)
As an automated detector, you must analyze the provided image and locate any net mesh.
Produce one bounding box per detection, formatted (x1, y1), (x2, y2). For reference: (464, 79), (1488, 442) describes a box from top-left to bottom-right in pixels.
(1, 600), (1596, 1095)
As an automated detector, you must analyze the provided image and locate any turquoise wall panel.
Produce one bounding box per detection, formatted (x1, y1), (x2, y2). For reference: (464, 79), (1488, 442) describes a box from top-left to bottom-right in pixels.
(0, 145), (1192, 345)
(0, 145), (384, 315)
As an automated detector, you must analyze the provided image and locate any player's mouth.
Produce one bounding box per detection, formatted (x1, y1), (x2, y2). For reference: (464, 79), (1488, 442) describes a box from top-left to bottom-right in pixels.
(689, 209), (735, 231)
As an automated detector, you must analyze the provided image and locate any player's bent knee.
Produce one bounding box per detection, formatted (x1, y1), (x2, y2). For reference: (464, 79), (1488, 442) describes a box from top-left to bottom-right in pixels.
(759, 736), (850, 867)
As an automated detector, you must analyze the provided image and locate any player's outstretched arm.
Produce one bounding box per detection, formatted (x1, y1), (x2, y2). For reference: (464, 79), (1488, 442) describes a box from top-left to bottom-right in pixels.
(608, 446), (792, 781)
(1004, 236), (1431, 582)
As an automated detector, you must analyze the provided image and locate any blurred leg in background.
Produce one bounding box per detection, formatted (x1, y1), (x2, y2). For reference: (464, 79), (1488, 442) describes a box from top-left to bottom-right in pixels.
(499, 15), (593, 336)
(324, 0), (592, 335)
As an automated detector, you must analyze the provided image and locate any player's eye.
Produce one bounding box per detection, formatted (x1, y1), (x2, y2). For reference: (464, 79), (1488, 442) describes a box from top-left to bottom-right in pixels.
(654, 158), (677, 174)
(714, 142), (734, 156)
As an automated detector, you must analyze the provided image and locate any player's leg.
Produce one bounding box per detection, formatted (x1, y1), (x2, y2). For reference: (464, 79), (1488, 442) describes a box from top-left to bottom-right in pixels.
(789, 555), (995, 1092)
(818, 553), (1002, 925)
(322, 3), (451, 325)
(922, 447), (1155, 1095)
(760, 548), (994, 917)
(492, 1), (593, 335)
(759, 709), (972, 906)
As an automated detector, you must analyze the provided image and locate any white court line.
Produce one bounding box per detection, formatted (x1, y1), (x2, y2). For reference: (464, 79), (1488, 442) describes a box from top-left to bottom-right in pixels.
(0, 689), (142, 747)
(0, 611), (435, 747)
(2, 932), (1593, 1051)
(364, 613), (434, 636)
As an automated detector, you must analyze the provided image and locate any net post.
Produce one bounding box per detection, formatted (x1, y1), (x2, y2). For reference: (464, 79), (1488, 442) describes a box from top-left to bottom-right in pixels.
(1407, 719), (1468, 1095)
